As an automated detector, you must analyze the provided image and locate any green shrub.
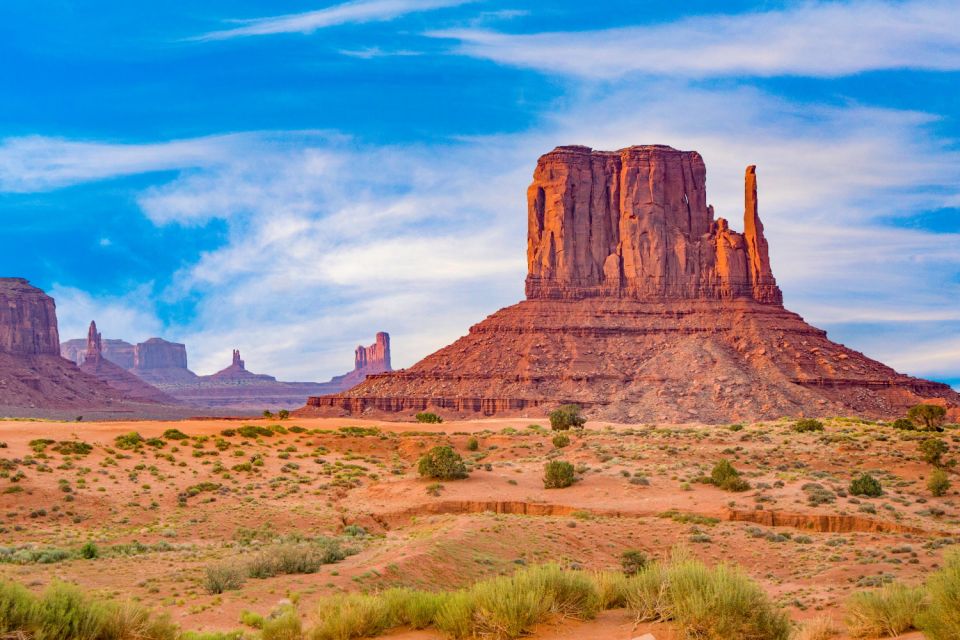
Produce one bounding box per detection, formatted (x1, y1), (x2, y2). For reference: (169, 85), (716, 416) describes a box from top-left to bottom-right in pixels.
(433, 591), (474, 639)
(415, 412), (443, 424)
(261, 610), (301, 640)
(549, 404), (586, 431)
(382, 589), (443, 629)
(277, 409), (290, 420)
(928, 468), (951, 497)
(908, 404), (947, 431)
(792, 418), (824, 433)
(466, 437), (479, 451)
(247, 542), (345, 578)
(620, 549), (648, 575)
(919, 438), (949, 466)
(0, 580), (39, 633)
(919, 550), (960, 639)
(710, 459), (750, 492)
(845, 582), (923, 638)
(52, 441), (93, 456)
(849, 473), (883, 497)
(623, 553), (790, 639)
(237, 425), (273, 439)
(114, 432), (144, 450)
(79, 542), (98, 560)
(551, 433), (570, 448)
(204, 562), (246, 594)
(891, 418), (915, 430)
(309, 593), (390, 640)
(162, 429), (189, 440)
(592, 570), (628, 609)
(417, 446), (468, 480)
(543, 460), (575, 489)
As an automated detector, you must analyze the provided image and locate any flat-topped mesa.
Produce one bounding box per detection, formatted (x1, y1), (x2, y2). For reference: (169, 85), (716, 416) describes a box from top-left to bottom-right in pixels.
(355, 332), (391, 374)
(133, 338), (188, 370)
(0, 278), (60, 355)
(525, 145), (782, 304)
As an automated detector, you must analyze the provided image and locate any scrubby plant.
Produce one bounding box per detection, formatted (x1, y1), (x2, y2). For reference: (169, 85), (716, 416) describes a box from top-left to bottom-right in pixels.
(620, 549), (648, 575)
(277, 409), (290, 420)
(891, 418), (915, 431)
(709, 459), (750, 492)
(162, 429), (188, 440)
(792, 418), (824, 433)
(551, 433), (571, 448)
(237, 425), (273, 439)
(919, 550), (960, 639)
(928, 468), (951, 497)
(549, 404), (586, 431)
(309, 592), (390, 640)
(247, 542), (345, 578)
(844, 582), (924, 638)
(919, 438), (949, 466)
(849, 473), (883, 497)
(417, 446), (468, 480)
(543, 460), (575, 489)
(204, 562), (246, 594)
(114, 432), (144, 450)
(261, 609), (301, 640)
(52, 440), (93, 456)
(79, 542), (98, 559)
(908, 404), (947, 431)
(466, 437), (479, 451)
(415, 412), (443, 424)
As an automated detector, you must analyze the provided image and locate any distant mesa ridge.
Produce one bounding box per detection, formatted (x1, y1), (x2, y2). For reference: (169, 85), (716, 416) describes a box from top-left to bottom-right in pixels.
(299, 144), (960, 422)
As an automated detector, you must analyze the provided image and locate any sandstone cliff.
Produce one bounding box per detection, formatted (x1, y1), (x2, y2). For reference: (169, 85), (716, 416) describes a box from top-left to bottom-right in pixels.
(0, 278), (60, 355)
(62, 337), (135, 368)
(301, 145), (960, 422)
(78, 321), (177, 404)
(130, 338), (199, 385)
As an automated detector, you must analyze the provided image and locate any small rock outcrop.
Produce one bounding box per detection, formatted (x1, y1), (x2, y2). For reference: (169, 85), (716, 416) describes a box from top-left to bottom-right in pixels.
(207, 349), (277, 382)
(301, 145), (960, 422)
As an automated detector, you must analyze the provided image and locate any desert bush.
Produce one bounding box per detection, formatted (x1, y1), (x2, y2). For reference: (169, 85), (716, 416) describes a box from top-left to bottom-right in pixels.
(796, 616), (840, 640)
(247, 542), (345, 578)
(466, 437), (479, 451)
(551, 433), (570, 448)
(162, 429), (189, 440)
(261, 609), (301, 640)
(381, 589), (444, 629)
(623, 553), (790, 639)
(919, 438), (948, 466)
(928, 468), (951, 497)
(543, 460), (575, 489)
(417, 446), (468, 480)
(114, 432), (144, 450)
(709, 459), (750, 492)
(80, 541), (99, 559)
(0, 580), (39, 633)
(620, 549), (648, 575)
(277, 409), (290, 420)
(204, 562), (246, 594)
(309, 593), (390, 640)
(432, 591), (474, 639)
(237, 425), (273, 439)
(845, 582), (924, 638)
(415, 412), (443, 424)
(792, 419), (824, 433)
(908, 404), (947, 431)
(918, 550), (960, 639)
(592, 570), (628, 609)
(891, 418), (915, 431)
(52, 440), (93, 455)
(849, 473), (883, 497)
(549, 404), (586, 431)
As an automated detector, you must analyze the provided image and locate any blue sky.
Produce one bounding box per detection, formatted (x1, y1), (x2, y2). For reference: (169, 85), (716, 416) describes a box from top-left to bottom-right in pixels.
(1, 0), (958, 386)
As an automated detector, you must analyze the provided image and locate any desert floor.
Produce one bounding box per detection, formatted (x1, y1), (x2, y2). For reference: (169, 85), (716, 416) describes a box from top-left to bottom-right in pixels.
(1, 414), (953, 639)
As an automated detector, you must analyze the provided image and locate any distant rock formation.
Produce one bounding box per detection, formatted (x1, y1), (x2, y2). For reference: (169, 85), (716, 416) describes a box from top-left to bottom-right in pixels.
(0, 279), (161, 411)
(62, 337), (135, 368)
(302, 145), (960, 422)
(206, 349), (277, 383)
(131, 338), (199, 385)
(77, 321), (177, 404)
(325, 332), (393, 389)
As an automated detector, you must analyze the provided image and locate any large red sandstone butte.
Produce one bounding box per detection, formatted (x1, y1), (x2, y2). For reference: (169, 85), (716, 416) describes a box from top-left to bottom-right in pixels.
(301, 145), (960, 422)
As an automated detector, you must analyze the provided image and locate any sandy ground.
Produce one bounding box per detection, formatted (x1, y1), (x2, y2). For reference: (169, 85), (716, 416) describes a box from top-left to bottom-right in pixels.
(0, 415), (954, 638)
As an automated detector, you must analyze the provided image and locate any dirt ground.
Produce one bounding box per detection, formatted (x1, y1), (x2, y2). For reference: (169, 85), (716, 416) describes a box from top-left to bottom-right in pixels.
(0, 415), (953, 639)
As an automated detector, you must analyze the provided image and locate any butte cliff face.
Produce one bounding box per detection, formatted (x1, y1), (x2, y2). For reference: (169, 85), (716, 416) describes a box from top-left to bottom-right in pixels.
(78, 321), (177, 404)
(130, 338), (199, 385)
(301, 145), (960, 422)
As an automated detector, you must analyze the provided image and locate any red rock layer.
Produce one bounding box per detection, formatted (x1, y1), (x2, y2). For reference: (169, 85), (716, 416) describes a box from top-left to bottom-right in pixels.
(301, 145), (960, 422)
(78, 321), (178, 405)
(0, 278), (60, 355)
(525, 146), (782, 304)
(324, 332), (394, 389)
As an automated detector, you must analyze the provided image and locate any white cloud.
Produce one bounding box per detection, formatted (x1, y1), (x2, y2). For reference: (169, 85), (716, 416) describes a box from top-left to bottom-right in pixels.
(195, 0), (472, 42)
(430, 0), (960, 78)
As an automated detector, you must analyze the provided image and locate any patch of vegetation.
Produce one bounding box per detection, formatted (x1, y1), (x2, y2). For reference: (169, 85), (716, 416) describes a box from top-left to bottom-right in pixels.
(919, 438), (948, 466)
(415, 412), (443, 424)
(845, 582), (923, 638)
(792, 418), (824, 433)
(246, 541), (347, 578)
(849, 473), (883, 497)
(907, 404), (947, 431)
(928, 468), (951, 497)
(417, 446), (468, 480)
(204, 563), (246, 594)
(919, 550), (960, 639)
(551, 433), (570, 448)
(549, 404), (586, 431)
(162, 428), (189, 440)
(237, 425), (274, 439)
(114, 432), (145, 450)
(543, 460), (575, 489)
(891, 418), (916, 431)
(708, 459), (750, 492)
(620, 550), (648, 576)
(51, 441), (93, 456)
(466, 437), (479, 451)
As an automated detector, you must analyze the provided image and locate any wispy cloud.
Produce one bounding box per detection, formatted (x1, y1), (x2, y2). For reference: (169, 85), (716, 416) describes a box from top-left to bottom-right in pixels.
(195, 0), (472, 42)
(430, 0), (960, 78)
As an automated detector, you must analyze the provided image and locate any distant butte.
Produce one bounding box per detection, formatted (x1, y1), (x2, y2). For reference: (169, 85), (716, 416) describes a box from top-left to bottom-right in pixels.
(300, 145), (960, 422)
